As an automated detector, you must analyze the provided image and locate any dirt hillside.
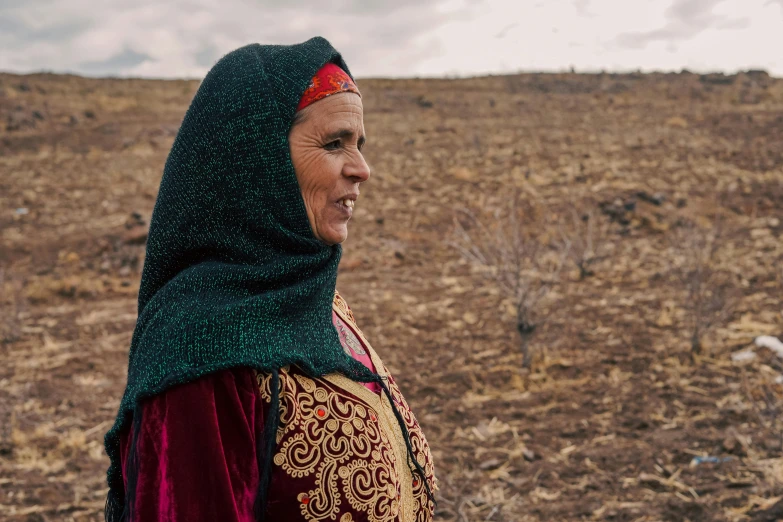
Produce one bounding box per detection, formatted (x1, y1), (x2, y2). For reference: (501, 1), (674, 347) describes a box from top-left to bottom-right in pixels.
(1, 69), (782, 521)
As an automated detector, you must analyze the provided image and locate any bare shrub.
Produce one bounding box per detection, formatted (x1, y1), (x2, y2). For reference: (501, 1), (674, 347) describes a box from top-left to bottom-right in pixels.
(0, 267), (27, 343)
(669, 217), (738, 355)
(741, 359), (783, 454)
(558, 202), (607, 280)
(449, 193), (567, 368)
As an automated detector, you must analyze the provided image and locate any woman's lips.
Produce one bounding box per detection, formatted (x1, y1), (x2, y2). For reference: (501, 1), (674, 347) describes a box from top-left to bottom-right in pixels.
(334, 199), (354, 218)
(334, 194), (357, 219)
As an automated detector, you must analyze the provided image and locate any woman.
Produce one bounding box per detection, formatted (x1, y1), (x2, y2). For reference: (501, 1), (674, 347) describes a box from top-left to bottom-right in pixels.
(103, 37), (437, 521)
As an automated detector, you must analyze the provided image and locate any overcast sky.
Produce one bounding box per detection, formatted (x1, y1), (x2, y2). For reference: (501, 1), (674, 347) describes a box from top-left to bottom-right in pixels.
(1, 0), (781, 79)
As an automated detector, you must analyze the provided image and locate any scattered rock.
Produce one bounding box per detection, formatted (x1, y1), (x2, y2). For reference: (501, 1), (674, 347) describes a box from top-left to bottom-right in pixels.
(126, 211), (147, 229)
(636, 191), (665, 206)
(600, 197), (634, 225)
(415, 96), (433, 108)
(665, 116), (688, 128)
(123, 228), (148, 245)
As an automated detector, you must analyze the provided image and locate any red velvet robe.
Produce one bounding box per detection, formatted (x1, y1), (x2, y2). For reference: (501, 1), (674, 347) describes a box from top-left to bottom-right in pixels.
(119, 291), (437, 521)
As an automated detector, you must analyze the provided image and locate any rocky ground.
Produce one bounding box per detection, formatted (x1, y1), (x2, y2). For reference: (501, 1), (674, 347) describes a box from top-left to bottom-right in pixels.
(1, 68), (782, 521)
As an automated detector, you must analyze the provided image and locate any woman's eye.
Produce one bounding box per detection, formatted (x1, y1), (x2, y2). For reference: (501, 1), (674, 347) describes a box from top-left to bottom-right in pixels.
(324, 140), (340, 150)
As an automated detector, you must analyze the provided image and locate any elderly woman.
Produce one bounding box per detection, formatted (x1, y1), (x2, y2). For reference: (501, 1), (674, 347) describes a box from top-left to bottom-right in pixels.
(103, 37), (437, 522)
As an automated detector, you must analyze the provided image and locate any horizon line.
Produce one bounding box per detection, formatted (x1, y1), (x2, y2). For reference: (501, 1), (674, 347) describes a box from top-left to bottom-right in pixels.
(0, 66), (778, 82)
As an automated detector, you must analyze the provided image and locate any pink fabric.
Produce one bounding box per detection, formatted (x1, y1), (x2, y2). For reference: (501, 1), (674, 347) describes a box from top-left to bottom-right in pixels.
(332, 310), (381, 393)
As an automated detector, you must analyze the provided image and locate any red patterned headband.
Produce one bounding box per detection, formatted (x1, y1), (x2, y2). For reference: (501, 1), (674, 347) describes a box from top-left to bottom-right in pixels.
(297, 62), (361, 112)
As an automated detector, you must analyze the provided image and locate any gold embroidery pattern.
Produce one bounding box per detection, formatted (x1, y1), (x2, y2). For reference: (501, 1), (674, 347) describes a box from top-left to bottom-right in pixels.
(257, 368), (402, 522)
(384, 372), (438, 521)
(256, 365), (303, 444)
(333, 291), (438, 522)
(333, 290), (356, 323)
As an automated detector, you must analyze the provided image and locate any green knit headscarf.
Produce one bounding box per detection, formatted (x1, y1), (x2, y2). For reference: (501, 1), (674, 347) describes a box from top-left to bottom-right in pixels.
(103, 37), (383, 520)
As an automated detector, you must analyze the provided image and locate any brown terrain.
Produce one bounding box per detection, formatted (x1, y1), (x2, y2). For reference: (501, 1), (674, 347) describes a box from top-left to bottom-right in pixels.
(1, 69), (782, 521)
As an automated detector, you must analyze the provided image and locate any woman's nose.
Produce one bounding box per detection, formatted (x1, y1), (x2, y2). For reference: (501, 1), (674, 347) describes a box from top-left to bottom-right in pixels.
(344, 151), (371, 183)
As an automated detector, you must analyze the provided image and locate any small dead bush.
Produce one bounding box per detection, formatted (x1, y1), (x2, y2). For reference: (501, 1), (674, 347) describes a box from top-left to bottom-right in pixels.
(743, 362), (783, 454)
(669, 217), (738, 355)
(449, 194), (567, 368)
(557, 201), (607, 280)
(0, 267), (27, 343)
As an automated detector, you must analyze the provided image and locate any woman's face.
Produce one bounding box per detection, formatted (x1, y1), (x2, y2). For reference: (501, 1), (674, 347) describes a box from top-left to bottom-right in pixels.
(289, 92), (370, 245)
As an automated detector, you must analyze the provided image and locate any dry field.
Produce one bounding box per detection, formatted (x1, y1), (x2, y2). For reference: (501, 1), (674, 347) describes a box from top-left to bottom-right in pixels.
(1, 68), (782, 521)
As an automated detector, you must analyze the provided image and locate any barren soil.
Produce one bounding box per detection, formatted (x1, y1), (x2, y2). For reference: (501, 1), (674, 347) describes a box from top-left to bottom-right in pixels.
(1, 69), (783, 521)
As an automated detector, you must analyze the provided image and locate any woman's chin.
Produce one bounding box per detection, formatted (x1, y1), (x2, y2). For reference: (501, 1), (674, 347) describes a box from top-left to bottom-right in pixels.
(319, 224), (348, 245)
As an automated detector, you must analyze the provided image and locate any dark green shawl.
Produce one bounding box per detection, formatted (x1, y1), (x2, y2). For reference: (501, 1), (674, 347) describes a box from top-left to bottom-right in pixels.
(103, 37), (382, 519)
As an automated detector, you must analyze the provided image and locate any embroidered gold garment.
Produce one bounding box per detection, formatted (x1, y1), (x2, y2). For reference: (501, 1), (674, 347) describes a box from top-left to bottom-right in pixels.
(257, 292), (438, 522)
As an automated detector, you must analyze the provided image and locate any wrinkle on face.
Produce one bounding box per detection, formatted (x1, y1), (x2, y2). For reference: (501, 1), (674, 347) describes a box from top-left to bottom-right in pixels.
(288, 93), (370, 245)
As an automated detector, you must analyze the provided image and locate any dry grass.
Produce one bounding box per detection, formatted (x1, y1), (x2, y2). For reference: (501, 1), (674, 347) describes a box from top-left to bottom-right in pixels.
(1, 69), (782, 521)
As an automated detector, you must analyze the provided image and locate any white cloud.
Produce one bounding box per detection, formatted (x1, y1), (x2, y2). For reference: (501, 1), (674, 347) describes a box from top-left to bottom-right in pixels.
(0, 0), (780, 78)
(413, 0), (783, 76)
(614, 0), (750, 49)
(0, 0), (465, 78)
